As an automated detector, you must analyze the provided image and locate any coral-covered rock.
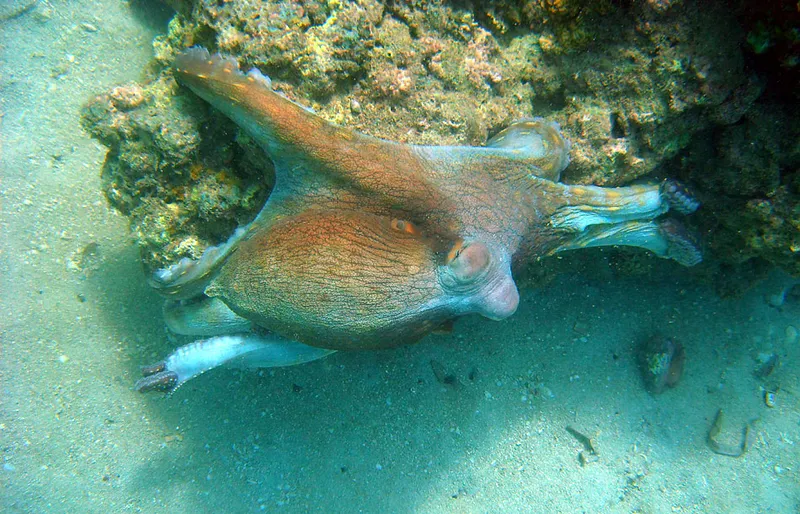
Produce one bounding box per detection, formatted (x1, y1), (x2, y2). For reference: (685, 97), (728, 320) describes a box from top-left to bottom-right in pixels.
(81, 0), (799, 278)
(681, 103), (800, 275)
(81, 74), (271, 268)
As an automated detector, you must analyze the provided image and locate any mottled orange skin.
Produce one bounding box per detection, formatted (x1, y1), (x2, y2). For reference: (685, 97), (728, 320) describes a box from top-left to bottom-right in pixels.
(207, 211), (448, 348)
(174, 51), (572, 255)
(165, 48), (686, 350)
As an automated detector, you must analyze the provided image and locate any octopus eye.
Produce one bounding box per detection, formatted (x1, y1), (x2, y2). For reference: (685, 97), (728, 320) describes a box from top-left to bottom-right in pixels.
(445, 240), (465, 265)
(447, 241), (491, 283)
(390, 218), (420, 236)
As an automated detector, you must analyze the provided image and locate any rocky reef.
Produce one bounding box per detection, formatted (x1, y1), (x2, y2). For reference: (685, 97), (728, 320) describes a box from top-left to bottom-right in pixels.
(82, 74), (272, 265)
(82, 0), (799, 282)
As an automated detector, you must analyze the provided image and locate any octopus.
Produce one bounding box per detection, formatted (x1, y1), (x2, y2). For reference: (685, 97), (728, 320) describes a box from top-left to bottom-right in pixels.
(134, 47), (701, 394)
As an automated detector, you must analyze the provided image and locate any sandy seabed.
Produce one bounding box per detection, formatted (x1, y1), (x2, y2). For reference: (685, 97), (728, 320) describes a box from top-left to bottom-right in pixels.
(1, 2), (798, 513)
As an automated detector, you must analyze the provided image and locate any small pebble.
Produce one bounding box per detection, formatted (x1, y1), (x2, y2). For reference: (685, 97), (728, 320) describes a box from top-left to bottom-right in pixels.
(766, 292), (785, 307)
(4, 463), (15, 472)
(754, 352), (778, 378)
(765, 390), (776, 408)
(785, 325), (798, 345)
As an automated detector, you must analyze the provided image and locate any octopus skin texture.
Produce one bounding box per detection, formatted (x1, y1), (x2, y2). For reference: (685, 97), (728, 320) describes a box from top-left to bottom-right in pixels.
(134, 47), (701, 394)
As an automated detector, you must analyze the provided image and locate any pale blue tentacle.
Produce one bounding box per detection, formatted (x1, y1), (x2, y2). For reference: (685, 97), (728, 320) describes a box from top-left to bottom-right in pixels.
(134, 333), (335, 394)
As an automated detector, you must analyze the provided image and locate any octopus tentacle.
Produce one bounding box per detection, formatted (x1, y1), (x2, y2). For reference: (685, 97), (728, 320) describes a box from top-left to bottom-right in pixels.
(134, 333), (335, 394)
(660, 179), (701, 214)
(550, 183), (667, 232)
(149, 226), (248, 300)
(657, 218), (703, 266)
(550, 218), (702, 266)
(163, 296), (253, 336)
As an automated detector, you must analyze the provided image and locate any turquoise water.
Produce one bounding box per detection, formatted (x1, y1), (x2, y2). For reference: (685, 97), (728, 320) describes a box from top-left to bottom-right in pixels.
(2, 2), (799, 513)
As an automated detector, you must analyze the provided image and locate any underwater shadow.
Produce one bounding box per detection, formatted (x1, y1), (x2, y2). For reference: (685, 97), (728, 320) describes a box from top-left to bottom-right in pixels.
(79, 238), (181, 418)
(82, 241), (489, 510)
(90, 244), (737, 511)
(127, 0), (174, 35)
(118, 334), (496, 511)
